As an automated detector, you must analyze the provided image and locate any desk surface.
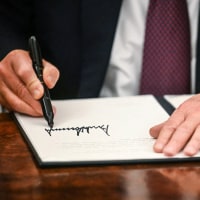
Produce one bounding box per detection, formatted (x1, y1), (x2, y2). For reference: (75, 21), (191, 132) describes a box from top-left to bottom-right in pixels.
(1, 113), (200, 200)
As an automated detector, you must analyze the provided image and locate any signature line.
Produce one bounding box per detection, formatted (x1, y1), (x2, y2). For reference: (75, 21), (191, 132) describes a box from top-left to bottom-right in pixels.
(44, 125), (110, 136)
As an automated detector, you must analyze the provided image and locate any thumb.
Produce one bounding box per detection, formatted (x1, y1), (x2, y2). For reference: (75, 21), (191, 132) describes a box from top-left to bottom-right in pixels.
(43, 60), (60, 89)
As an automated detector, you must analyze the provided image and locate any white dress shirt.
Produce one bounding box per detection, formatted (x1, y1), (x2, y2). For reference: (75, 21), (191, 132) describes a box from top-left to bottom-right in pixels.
(100, 0), (200, 97)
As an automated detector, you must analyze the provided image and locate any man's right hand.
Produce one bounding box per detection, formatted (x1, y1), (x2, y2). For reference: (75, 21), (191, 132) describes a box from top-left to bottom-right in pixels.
(0, 50), (60, 116)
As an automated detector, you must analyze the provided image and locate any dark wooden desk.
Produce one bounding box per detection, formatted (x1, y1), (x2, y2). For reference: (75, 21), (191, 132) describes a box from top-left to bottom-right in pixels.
(1, 113), (200, 200)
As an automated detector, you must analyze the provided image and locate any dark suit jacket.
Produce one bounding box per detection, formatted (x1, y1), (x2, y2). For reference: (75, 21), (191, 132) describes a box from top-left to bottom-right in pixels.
(0, 0), (199, 99)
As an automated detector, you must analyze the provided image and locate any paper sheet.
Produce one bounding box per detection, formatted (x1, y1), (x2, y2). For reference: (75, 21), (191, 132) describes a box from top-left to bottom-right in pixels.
(164, 95), (193, 108)
(14, 95), (200, 166)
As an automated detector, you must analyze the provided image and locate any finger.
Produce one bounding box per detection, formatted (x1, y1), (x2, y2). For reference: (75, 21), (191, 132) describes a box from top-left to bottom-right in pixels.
(150, 121), (166, 138)
(10, 53), (44, 99)
(162, 113), (200, 156)
(183, 125), (200, 156)
(152, 109), (185, 153)
(0, 63), (43, 108)
(43, 60), (60, 89)
(2, 50), (43, 99)
(0, 83), (42, 116)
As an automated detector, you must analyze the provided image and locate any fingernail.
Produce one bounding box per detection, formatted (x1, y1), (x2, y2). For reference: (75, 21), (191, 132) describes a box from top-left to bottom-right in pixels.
(32, 89), (41, 99)
(184, 146), (196, 156)
(154, 143), (164, 152)
(163, 146), (175, 156)
(47, 75), (53, 82)
(47, 76), (56, 88)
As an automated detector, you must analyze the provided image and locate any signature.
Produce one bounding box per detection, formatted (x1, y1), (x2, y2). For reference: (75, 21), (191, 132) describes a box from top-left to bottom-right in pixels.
(45, 125), (110, 136)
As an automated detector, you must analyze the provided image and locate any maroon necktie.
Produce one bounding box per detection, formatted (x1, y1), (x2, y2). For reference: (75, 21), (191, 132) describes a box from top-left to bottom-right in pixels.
(140, 0), (191, 95)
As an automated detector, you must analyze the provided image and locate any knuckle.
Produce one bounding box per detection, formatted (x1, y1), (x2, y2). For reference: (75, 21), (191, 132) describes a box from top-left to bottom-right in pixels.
(176, 125), (191, 134)
(0, 62), (7, 76)
(15, 82), (28, 98)
(8, 49), (20, 58)
(26, 80), (38, 92)
(17, 64), (31, 78)
(161, 124), (176, 133)
(8, 49), (27, 59)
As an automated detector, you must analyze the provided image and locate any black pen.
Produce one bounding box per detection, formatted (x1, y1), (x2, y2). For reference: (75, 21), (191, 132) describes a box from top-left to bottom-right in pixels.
(29, 36), (54, 128)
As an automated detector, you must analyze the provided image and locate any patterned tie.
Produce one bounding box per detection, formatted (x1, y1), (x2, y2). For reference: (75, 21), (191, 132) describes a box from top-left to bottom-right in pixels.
(140, 0), (191, 95)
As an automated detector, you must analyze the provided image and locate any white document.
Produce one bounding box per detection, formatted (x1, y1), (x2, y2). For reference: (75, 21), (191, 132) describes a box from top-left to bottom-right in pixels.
(164, 95), (193, 108)
(14, 95), (200, 166)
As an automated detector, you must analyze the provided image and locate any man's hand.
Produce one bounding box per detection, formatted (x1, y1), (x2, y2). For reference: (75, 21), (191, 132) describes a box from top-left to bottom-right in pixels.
(150, 94), (200, 156)
(0, 49), (59, 116)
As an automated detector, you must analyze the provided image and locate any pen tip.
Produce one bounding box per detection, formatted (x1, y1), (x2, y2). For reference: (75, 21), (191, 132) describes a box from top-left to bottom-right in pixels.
(48, 122), (54, 129)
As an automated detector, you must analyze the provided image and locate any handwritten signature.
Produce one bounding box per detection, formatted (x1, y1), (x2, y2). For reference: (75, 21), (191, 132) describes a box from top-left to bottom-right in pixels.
(45, 125), (110, 136)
